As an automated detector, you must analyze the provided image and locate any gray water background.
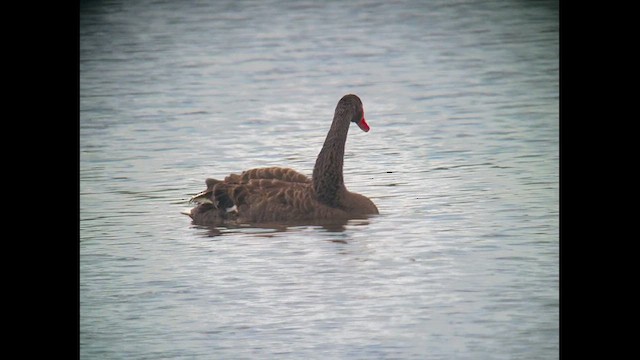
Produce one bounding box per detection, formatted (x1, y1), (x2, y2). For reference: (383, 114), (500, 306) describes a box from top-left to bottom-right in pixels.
(80, 0), (559, 358)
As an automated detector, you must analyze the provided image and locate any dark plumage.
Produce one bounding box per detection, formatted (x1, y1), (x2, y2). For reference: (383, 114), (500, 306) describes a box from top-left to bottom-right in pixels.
(185, 94), (379, 226)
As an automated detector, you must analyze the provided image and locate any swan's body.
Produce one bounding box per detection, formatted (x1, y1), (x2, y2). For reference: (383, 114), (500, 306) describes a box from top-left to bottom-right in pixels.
(186, 94), (378, 226)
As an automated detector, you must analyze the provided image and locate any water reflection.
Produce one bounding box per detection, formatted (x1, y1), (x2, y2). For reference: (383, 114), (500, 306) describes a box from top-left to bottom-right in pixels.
(188, 216), (375, 237)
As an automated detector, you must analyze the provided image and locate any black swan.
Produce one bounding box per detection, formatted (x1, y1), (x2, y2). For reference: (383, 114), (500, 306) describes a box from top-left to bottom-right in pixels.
(185, 94), (379, 226)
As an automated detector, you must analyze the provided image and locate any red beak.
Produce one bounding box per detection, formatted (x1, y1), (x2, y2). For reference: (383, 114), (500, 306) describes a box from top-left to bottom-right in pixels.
(356, 117), (370, 132)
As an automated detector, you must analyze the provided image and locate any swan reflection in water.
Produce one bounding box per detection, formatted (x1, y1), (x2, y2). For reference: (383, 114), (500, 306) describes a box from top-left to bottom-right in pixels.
(188, 216), (376, 238)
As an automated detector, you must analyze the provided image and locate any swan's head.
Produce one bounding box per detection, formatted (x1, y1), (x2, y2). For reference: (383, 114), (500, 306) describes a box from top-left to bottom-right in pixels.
(339, 94), (370, 132)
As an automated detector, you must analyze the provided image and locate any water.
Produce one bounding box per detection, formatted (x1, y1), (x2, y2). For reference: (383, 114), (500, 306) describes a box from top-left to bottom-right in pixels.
(80, 0), (559, 358)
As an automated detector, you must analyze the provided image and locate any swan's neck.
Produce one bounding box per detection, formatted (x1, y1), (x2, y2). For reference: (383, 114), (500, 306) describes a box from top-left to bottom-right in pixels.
(312, 107), (352, 207)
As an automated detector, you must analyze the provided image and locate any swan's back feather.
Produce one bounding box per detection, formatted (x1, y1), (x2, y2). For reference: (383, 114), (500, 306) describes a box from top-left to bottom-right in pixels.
(189, 167), (319, 225)
(225, 167), (311, 184)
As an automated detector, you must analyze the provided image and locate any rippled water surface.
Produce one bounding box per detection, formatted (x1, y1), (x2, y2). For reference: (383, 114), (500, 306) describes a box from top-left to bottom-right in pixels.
(80, 0), (559, 358)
